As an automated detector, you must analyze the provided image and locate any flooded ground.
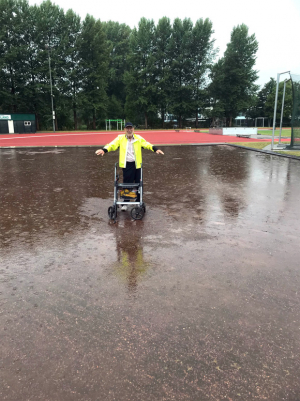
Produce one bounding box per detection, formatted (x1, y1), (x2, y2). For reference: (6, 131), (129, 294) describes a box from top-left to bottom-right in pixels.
(1, 145), (300, 401)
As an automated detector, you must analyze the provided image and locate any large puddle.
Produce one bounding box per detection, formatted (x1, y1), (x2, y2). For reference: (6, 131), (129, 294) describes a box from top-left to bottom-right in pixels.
(1, 145), (300, 400)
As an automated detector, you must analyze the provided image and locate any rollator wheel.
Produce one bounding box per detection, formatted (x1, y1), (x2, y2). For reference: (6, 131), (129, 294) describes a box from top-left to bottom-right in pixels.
(142, 202), (146, 213)
(131, 207), (144, 220)
(108, 205), (117, 220)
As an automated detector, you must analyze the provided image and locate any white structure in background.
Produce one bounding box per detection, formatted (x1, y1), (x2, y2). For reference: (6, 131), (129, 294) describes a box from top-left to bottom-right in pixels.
(234, 116), (246, 126)
(105, 119), (125, 131)
(209, 127), (257, 137)
(255, 117), (269, 127)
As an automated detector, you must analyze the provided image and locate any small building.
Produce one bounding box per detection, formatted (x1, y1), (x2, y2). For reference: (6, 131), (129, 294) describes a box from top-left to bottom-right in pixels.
(234, 115), (255, 127)
(0, 113), (36, 134)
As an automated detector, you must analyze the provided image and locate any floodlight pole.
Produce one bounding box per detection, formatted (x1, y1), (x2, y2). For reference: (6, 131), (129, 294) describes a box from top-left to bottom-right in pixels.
(45, 45), (55, 132)
(278, 79), (290, 145)
(271, 71), (290, 150)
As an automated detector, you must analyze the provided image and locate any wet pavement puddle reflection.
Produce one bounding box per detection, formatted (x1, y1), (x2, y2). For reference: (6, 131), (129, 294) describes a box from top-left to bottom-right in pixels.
(1, 146), (300, 400)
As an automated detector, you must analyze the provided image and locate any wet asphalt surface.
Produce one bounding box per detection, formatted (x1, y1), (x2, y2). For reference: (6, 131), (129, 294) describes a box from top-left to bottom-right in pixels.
(1, 145), (300, 401)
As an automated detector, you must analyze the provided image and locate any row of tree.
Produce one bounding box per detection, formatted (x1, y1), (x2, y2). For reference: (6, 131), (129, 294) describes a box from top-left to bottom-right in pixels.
(248, 78), (293, 126)
(0, 0), (281, 130)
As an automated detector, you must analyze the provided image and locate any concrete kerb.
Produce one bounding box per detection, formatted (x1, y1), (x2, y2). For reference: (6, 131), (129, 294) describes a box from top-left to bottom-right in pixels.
(2, 142), (299, 161)
(0, 142), (228, 150)
(262, 143), (292, 151)
(227, 144), (300, 161)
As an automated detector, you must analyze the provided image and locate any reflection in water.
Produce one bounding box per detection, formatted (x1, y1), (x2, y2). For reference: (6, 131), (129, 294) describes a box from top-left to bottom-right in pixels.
(0, 145), (298, 255)
(207, 146), (250, 218)
(112, 220), (151, 293)
(220, 194), (242, 217)
(209, 145), (249, 182)
(0, 148), (109, 250)
(0, 149), (82, 249)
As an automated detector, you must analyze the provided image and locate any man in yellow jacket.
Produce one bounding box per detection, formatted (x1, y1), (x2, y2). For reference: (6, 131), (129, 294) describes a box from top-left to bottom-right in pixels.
(95, 122), (164, 211)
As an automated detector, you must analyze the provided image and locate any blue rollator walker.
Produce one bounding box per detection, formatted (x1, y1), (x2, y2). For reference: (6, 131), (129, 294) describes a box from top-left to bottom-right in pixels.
(108, 162), (146, 222)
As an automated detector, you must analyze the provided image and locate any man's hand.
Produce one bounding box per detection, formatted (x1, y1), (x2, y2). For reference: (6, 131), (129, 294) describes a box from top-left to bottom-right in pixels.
(156, 150), (164, 155)
(95, 149), (105, 156)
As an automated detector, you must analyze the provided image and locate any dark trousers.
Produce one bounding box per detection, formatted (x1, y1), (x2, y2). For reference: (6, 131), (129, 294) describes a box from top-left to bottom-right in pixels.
(123, 162), (141, 202)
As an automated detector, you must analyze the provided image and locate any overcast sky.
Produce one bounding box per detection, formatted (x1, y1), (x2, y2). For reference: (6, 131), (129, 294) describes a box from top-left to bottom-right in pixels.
(29, 0), (300, 88)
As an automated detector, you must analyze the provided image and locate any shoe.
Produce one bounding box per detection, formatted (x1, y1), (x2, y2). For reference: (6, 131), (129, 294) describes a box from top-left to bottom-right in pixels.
(121, 205), (128, 211)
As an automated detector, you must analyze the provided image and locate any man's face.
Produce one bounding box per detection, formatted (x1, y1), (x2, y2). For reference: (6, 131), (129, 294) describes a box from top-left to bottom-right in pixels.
(125, 126), (134, 138)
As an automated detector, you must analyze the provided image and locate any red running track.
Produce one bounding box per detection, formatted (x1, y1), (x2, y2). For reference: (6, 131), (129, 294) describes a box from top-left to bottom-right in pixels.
(0, 130), (288, 148)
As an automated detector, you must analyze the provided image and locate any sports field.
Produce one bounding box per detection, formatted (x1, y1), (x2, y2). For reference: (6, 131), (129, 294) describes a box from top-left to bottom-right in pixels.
(1, 145), (300, 401)
(0, 129), (290, 148)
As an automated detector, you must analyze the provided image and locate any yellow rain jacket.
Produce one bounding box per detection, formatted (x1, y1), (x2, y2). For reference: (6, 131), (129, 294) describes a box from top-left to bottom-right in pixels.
(103, 134), (155, 168)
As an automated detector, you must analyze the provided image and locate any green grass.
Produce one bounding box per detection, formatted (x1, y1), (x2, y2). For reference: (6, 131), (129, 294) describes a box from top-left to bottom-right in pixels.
(232, 142), (268, 149)
(258, 129), (291, 137)
(274, 150), (300, 157)
(232, 142), (300, 157)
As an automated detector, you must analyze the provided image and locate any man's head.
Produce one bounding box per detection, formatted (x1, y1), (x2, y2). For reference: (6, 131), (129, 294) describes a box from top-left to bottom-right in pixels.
(125, 122), (134, 138)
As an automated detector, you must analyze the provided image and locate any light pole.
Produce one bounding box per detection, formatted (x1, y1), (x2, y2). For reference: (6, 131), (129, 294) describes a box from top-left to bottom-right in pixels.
(278, 78), (291, 146)
(45, 45), (55, 132)
(271, 71), (290, 150)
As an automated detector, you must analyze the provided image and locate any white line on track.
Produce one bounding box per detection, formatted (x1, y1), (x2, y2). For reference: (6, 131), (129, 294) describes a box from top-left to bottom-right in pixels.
(0, 131), (182, 141)
(0, 132), (123, 141)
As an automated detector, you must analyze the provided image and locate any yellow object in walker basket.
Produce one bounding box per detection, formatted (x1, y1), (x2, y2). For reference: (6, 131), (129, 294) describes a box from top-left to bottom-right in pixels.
(120, 189), (137, 199)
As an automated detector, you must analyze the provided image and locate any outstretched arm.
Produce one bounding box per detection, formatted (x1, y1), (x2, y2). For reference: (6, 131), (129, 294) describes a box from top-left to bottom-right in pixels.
(95, 136), (121, 156)
(139, 137), (164, 155)
(152, 145), (164, 155)
(95, 149), (106, 156)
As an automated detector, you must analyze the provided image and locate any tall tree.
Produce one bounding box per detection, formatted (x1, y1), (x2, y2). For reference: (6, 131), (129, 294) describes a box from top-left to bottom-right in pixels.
(0, 0), (30, 113)
(103, 21), (131, 119)
(265, 80), (292, 123)
(18, 3), (50, 129)
(251, 78), (276, 125)
(168, 18), (194, 128)
(78, 15), (109, 129)
(256, 78), (276, 115)
(59, 9), (82, 129)
(124, 18), (156, 128)
(245, 78), (276, 126)
(154, 17), (172, 127)
(191, 18), (216, 128)
(34, 0), (66, 130)
(209, 24), (259, 126)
